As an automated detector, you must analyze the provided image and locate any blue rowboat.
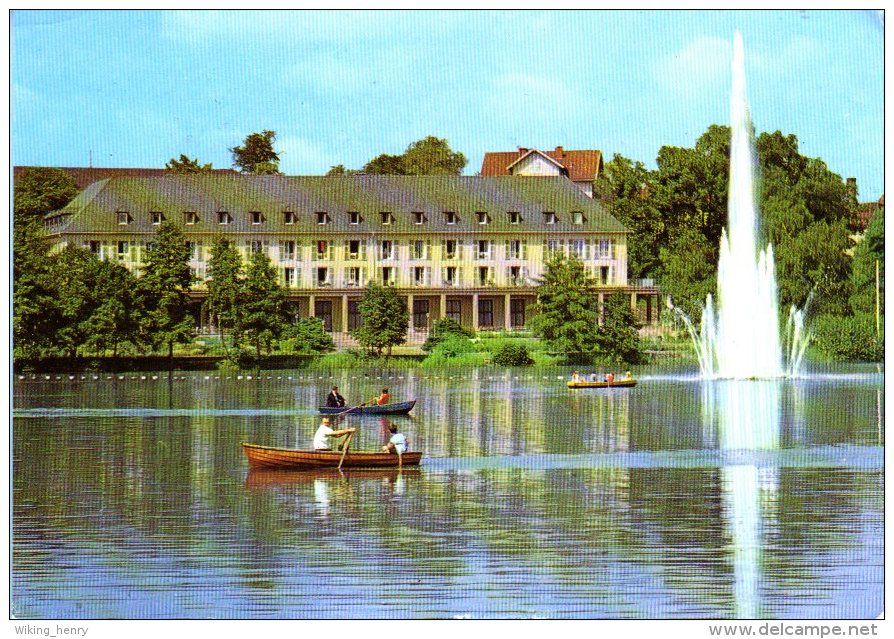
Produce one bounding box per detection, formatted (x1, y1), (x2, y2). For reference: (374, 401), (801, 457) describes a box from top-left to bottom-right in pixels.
(318, 400), (416, 415)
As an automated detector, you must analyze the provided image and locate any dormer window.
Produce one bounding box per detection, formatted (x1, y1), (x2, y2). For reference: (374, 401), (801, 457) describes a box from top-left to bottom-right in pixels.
(445, 211), (457, 225)
(413, 212), (425, 225)
(152, 212), (165, 225)
(509, 212), (521, 224)
(544, 212), (557, 225)
(572, 211), (584, 225)
(380, 212), (393, 225)
(117, 211), (131, 225)
(251, 211), (264, 225)
(185, 211), (199, 225)
(316, 212), (329, 225)
(218, 211), (231, 225)
(349, 211), (361, 225)
(476, 212), (489, 225)
(283, 211), (296, 225)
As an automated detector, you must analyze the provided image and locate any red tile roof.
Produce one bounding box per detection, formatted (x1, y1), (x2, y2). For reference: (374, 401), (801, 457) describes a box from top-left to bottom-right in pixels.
(14, 166), (238, 190)
(480, 146), (603, 182)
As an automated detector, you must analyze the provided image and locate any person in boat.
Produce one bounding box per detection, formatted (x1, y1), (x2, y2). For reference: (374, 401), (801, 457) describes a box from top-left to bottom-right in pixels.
(326, 385), (346, 408)
(382, 423), (408, 455)
(313, 417), (356, 451)
(376, 388), (391, 406)
(571, 370), (581, 382)
(624, 370), (632, 380)
(605, 372), (615, 384)
(588, 372), (599, 381)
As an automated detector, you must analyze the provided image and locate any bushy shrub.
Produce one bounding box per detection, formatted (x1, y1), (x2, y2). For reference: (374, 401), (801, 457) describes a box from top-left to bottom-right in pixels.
(421, 335), (486, 367)
(281, 318), (336, 354)
(422, 318), (474, 352)
(491, 342), (534, 366)
(811, 313), (883, 362)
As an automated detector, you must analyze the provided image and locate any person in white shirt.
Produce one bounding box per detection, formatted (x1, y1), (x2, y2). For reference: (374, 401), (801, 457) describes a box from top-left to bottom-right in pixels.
(313, 417), (356, 451)
(381, 423), (408, 455)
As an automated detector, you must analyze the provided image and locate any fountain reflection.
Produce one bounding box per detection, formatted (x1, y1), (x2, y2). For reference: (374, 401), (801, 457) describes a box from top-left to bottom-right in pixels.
(705, 378), (781, 617)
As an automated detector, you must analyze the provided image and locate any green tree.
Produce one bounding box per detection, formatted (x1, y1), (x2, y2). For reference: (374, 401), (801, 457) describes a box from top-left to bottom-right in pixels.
(401, 135), (467, 175)
(231, 130), (280, 174)
(363, 153), (407, 175)
(351, 282), (409, 357)
(326, 164), (359, 176)
(14, 167), (79, 221)
(422, 317), (474, 352)
(597, 293), (643, 364)
(283, 318), (336, 355)
(658, 228), (717, 323)
(850, 206), (884, 318)
(138, 221), (195, 359)
(204, 237), (244, 355)
(50, 245), (104, 357)
(12, 217), (63, 358)
(82, 259), (141, 356)
(529, 253), (600, 359)
(165, 154), (213, 173)
(491, 342), (534, 366)
(237, 250), (289, 358)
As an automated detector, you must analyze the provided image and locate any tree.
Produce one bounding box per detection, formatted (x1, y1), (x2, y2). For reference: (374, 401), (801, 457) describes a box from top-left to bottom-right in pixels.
(14, 167), (79, 221)
(81, 259), (141, 356)
(529, 253), (600, 359)
(363, 153), (407, 175)
(12, 217), (64, 358)
(50, 245), (105, 357)
(850, 206), (884, 318)
(237, 250), (289, 358)
(351, 282), (409, 357)
(491, 342), (534, 366)
(657, 228), (717, 323)
(138, 221), (195, 359)
(204, 237), (244, 355)
(401, 135), (467, 175)
(165, 154), (213, 173)
(230, 130), (280, 174)
(597, 293), (643, 364)
(283, 318), (336, 355)
(326, 164), (358, 176)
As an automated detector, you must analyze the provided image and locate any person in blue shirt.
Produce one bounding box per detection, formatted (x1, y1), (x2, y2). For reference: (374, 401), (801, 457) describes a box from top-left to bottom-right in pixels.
(381, 423), (407, 455)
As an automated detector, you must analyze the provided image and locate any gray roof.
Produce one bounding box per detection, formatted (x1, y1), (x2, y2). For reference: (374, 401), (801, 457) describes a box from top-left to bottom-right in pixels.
(47, 174), (629, 235)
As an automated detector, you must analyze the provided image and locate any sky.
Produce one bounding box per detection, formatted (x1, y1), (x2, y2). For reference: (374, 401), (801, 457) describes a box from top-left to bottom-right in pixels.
(10, 8), (887, 201)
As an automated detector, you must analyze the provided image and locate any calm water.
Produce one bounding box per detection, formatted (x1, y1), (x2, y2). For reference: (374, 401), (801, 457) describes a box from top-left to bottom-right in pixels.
(12, 365), (884, 619)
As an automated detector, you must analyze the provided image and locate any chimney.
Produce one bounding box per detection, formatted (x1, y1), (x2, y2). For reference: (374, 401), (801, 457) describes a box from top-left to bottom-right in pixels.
(518, 147), (529, 153)
(555, 145), (564, 155)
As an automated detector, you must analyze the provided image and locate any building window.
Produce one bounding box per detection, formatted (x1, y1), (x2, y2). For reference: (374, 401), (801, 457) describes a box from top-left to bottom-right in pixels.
(510, 299), (526, 328)
(412, 240), (427, 260)
(348, 300), (362, 330)
(185, 241), (197, 259)
(316, 267), (330, 287)
(283, 267), (295, 287)
(477, 240), (490, 259)
(413, 211), (425, 225)
(570, 239), (586, 259)
(316, 212), (329, 225)
(380, 212), (393, 225)
(218, 211), (231, 225)
(596, 239), (611, 258)
(152, 212), (165, 225)
(600, 266), (610, 284)
(381, 266), (395, 285)
(413, 266), (426, 286)
(251, 211), (264, 225)
(89, 240), (101, 255)
(413, 299), (429, 329)
(476, 212), (489, 225)
(445, 239), (458, 259)
(380, 240), (394, 260)
(546, 239), (562, 258)
(509, 211), (521, 224)
(478, 298), (494, 327)
(316, 240), (329, 260)
(444, 266), (457, 286)
(509, 265), (522, 285)
(508, 239), (523, 259)
(445, 211), (457, 225)
(250, 240), (265, 254)
(315, 300), (333, 330)
(573, 211), (584, 225)
(544, 212), (556, 225)
(346, 267), (362, 287)
(446, 298), (462, 322)
(349, 211), (361, 225)
(348, 239), (361, 260)
(117, 241), (129, 259)
(117, 211), (131, 225)
(283, 211), (296, 225)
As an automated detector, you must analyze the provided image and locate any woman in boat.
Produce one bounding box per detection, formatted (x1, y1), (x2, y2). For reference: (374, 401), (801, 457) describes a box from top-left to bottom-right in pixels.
(313, 417), (356, 451)
(382, 423), (408, 455)
(326, 386), (346, 408)
(588, 372), (599, 381)
(605, 372), (614, 384)
(571, 370), (581, 382)
(376, 388), (391, 406)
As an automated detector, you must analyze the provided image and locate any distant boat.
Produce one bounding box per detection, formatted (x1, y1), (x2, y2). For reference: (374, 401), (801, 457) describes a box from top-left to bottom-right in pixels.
(567, 378), (637, 389)
(318, 400), (416, 415)
(242, 442), (422, 470)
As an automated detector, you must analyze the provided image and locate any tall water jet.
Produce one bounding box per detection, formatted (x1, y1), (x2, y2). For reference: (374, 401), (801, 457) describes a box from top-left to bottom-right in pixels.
(671, 32), (810, 379)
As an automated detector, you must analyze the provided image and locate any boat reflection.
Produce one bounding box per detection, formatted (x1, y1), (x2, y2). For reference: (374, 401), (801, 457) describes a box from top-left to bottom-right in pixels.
(244, 466), (422, 490)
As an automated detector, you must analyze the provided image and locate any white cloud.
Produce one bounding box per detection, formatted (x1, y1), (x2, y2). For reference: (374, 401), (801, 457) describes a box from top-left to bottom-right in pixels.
(652, 36), (731, 98)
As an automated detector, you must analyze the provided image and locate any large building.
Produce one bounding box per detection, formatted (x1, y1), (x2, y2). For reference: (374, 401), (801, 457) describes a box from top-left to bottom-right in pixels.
(44, 174), (661, 340)
(480, 146), (603, 198)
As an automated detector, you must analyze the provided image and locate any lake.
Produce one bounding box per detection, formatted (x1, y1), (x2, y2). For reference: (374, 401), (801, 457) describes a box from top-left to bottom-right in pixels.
(11, 365), (884, 619)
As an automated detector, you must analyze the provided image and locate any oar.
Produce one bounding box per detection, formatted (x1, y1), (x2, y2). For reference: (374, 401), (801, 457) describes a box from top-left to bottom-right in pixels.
(338, 430), (355, 471)
(333, 396), (378, 419)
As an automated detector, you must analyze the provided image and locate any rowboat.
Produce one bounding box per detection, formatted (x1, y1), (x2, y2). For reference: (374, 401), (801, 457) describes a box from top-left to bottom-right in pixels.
(242, 442), (423, 470)
(567, 378), (637, 389)
(318, 399), (416, 415)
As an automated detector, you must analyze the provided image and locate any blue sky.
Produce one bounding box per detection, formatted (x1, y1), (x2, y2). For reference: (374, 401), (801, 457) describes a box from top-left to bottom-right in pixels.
(11, 9), (886, 200)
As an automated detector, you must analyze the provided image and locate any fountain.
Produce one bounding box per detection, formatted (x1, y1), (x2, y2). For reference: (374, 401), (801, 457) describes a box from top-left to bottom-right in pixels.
(670, 32), (811, 379)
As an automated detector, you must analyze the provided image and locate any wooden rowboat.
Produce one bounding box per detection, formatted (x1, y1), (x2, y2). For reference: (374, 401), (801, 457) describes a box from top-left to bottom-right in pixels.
(318, 400), (416, 415)
(567, 379), (637, 389)
(242, 442), (423, 470)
